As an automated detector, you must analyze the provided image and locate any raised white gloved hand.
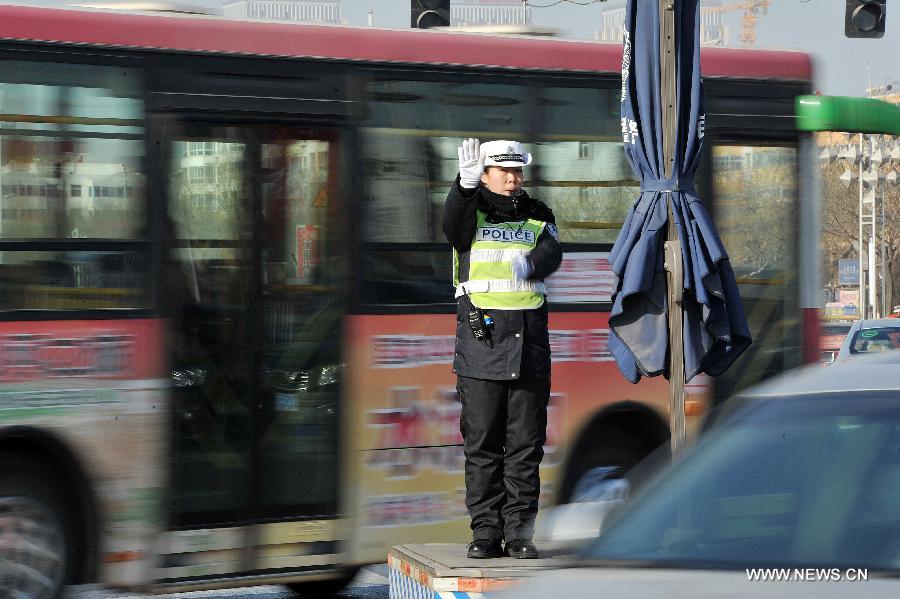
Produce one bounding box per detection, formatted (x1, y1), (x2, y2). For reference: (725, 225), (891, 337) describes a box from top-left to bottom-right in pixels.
(511, 253), (534, 281)
(457, 138), (484, 189)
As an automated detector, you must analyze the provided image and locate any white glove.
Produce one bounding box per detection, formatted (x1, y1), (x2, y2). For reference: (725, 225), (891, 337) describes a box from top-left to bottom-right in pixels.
(457, 138), (484, 189)
(511, 253), (534, 281)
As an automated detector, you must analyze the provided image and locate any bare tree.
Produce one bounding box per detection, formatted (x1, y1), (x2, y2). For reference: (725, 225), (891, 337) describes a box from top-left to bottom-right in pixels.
(819, 133), (900, 315)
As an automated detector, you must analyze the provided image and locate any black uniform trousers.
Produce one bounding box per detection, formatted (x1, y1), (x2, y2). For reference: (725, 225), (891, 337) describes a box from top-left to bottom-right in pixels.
(457, 375), (549, 543)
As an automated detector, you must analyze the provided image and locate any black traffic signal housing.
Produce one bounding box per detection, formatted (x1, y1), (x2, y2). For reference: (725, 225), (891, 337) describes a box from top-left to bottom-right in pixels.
(412, 0), (450, 29)
(845, 0), (886, 38)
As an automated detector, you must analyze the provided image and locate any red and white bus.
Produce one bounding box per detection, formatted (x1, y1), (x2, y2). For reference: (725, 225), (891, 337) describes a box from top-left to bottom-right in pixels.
(0, 5), (819, 597)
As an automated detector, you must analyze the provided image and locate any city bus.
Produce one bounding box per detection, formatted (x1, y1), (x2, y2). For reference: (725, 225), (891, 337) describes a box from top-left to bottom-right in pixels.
(0, 5), (818, 597)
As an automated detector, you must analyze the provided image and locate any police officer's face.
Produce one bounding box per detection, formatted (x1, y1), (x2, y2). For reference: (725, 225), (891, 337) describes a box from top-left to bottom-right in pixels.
(481, 166), (524, 196)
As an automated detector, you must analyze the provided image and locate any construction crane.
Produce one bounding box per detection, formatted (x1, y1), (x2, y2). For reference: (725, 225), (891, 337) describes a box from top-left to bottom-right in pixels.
(701, 0), (772, 48)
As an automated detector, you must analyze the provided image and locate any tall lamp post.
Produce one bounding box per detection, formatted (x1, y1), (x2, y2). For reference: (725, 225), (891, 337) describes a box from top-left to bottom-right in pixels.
(826, 133), (899, 318)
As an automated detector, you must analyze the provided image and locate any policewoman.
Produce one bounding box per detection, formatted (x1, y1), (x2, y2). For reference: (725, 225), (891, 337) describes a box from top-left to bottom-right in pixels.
(442, 138), (562, 559)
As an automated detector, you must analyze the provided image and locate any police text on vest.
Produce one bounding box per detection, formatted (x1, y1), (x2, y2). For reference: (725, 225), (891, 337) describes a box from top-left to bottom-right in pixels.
(477, 227), (536, 245)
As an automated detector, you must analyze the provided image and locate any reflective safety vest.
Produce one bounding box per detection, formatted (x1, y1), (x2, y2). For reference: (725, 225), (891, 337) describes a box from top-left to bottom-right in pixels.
(453, 210), (547, 310)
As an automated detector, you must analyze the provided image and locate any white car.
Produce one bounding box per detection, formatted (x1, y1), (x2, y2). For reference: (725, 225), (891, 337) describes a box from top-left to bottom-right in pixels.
(835, 319), (900, 363)
(502, 352), (900, 598)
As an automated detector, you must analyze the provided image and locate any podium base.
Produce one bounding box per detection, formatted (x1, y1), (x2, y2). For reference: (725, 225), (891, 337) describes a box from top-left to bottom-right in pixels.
(388, 543), (573, 598)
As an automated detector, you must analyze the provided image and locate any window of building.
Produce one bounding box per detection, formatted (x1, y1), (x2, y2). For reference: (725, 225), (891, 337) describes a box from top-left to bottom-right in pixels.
(578, 141), (592, 159)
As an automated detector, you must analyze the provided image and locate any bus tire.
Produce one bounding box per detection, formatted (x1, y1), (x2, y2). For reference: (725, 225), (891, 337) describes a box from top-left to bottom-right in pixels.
(286, 567), (360, 597)
(559, 427), (655, 505)
(0, 452), (76, 599)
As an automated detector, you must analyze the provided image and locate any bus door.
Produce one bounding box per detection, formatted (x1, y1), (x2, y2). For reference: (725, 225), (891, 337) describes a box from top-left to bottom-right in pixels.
(154, 110), (349, 579)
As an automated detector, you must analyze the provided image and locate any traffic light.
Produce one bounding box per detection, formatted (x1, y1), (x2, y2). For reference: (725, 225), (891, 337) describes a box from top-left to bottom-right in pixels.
(845, 0), (886, 38)
(411, 0), (450, 29)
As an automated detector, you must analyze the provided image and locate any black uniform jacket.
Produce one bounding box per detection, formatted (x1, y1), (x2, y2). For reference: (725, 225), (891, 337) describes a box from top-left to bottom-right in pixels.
(443, 177), (563, 381)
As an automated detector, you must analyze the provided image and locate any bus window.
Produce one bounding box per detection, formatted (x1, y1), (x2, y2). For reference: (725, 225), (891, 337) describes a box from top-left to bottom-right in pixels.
(0, 60), (144, 239)
(712, 143), (801, 396)
(166, 131), (253, 523)
(257, 131), (343, 517)
(362, 78), (527, 242)
(0, 250), (149, 310)
(533, 85), (637, 244)
(358, 77), (527, 306)
(165, 124), (346, 524)
(0, 61), (148, 310)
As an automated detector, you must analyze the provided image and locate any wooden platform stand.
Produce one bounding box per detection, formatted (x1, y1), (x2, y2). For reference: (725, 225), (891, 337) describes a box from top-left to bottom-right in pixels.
(388, 543), (572, 598)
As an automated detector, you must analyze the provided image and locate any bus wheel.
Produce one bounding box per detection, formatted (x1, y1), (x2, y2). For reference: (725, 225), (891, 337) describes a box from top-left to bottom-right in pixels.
(559, 427), (653, 505)
(287, 568), (360, 598)
(0, 455), (73, 599)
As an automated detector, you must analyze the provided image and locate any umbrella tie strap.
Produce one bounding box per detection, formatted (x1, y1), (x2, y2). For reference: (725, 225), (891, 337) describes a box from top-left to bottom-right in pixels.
(640, 179), (695, 193)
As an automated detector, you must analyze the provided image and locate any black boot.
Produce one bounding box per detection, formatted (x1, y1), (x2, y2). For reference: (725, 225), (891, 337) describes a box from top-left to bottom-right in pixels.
(505, 539), (539, 559)
(467, 539), (504, 559)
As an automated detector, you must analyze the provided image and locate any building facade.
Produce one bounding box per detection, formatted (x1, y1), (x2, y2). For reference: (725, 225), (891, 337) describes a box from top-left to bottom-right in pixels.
(595, 3), (624, 42)
(699, 0), (727, 46)
(451, 0), (531, 28)
(595, 1), (727, 46)
(222, 0), (341, 24)
(867, 82), (900, 105)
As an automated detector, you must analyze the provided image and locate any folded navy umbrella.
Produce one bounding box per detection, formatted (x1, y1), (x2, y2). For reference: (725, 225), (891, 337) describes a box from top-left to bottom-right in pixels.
(609, 0), (751, 384)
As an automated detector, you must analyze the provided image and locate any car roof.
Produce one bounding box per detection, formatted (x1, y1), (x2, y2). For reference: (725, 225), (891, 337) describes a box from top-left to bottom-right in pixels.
(853, 318), (900, 329)
(738, 350), (900, 398)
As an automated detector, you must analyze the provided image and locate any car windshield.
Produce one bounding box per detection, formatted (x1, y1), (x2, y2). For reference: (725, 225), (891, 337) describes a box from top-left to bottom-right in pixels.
(584, 394), (900, 571)
(850, 327), (900, 354)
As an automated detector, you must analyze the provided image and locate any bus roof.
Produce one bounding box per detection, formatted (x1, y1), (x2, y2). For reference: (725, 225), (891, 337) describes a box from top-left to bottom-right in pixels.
(0, 4), (812, 80)
(796, 95), (900, 135)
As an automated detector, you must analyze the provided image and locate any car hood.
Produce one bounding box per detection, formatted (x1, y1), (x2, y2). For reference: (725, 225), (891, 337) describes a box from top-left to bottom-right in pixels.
(499, 567), (897, 598)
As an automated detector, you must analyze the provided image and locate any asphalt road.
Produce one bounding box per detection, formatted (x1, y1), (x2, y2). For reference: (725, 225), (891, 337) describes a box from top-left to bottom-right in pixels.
(64, 565), (390, 599)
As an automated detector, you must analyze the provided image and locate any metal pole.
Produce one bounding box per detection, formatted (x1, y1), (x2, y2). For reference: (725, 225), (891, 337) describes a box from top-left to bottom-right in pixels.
(859, 133), (865, 318)
(665, 201), (685, 458)
(869, 236), (877, 318)
(659, 0), (685, 460)
(879, 135), (887, 318)
(660, 2), (677, 173)
(882, 183), (886, 317)
(869, 133), (877, 318)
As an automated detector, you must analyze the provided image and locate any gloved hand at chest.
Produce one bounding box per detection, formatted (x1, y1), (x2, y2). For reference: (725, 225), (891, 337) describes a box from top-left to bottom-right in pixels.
(511, 253), (534, 281)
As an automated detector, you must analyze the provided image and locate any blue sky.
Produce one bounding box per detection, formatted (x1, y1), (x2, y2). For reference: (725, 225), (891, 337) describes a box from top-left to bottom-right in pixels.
(17, 0), (900, 96)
